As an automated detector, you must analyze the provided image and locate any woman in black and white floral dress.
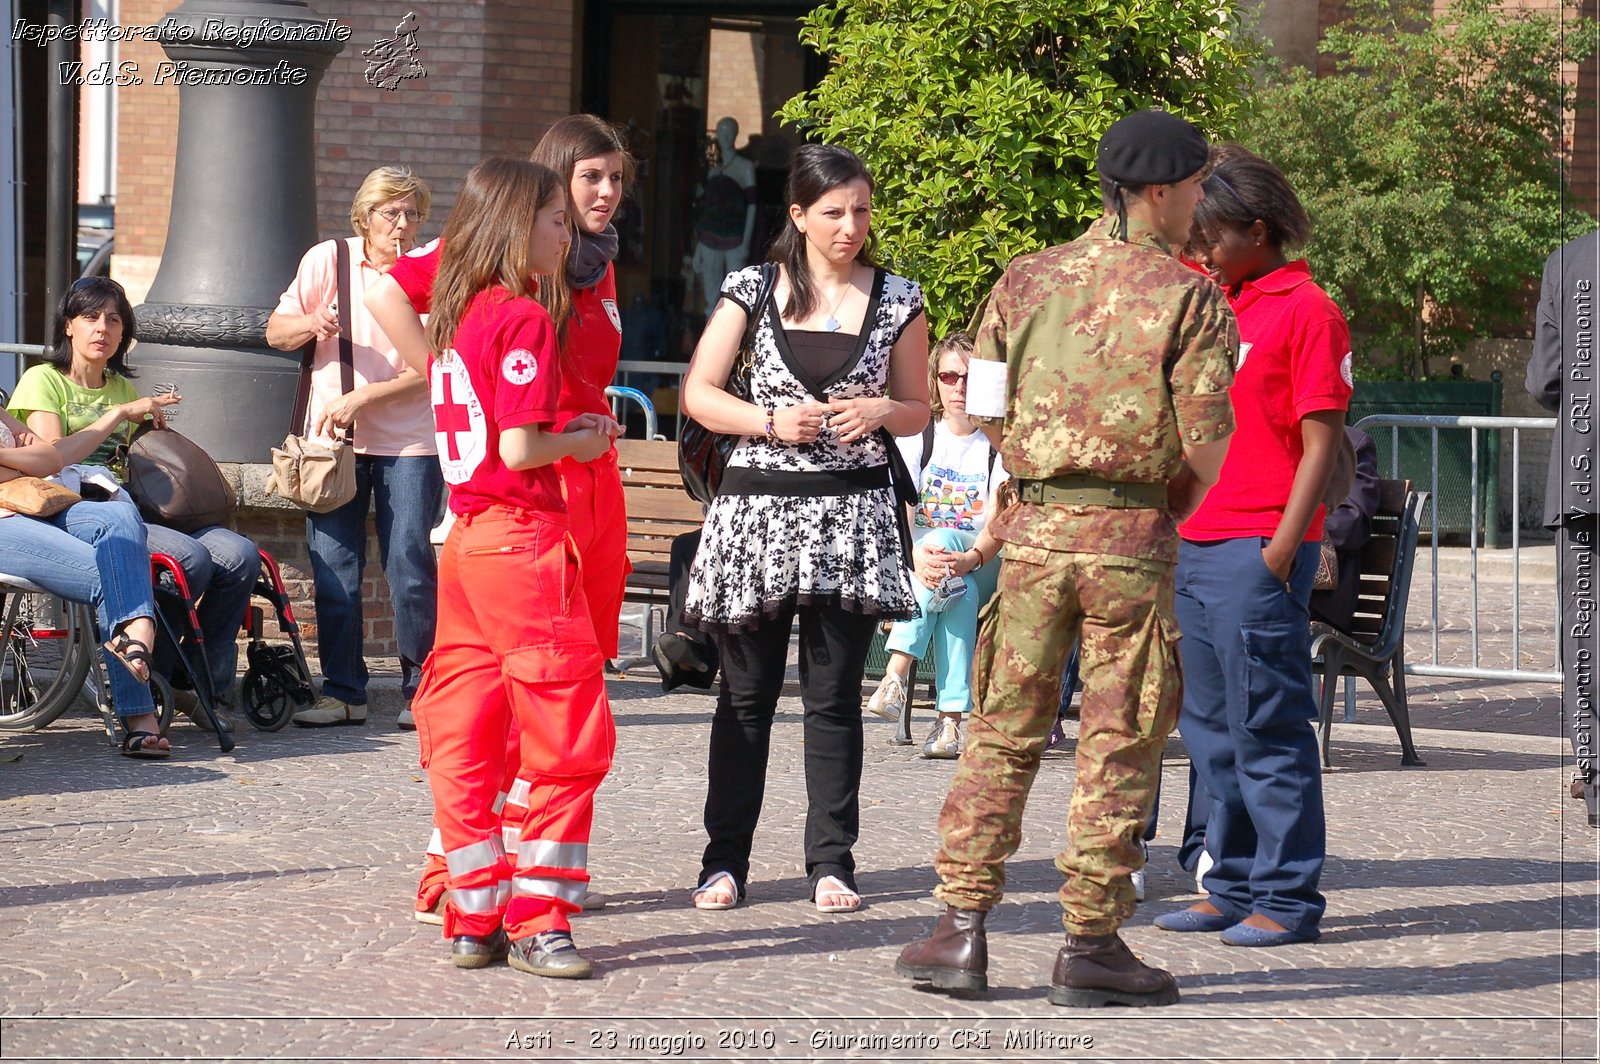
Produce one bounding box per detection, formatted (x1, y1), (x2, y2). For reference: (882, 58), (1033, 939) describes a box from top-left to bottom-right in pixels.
(681, 145), (930, 914)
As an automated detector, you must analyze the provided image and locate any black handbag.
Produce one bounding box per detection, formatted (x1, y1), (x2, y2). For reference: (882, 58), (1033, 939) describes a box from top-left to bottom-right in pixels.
(678, 263), (779, 504)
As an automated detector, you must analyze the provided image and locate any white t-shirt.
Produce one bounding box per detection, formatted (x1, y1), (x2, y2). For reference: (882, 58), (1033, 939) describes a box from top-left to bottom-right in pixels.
(895, 419), (1009, 544)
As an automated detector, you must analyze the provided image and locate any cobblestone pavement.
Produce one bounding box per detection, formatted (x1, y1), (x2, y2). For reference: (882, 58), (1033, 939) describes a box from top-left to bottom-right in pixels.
(1, 563), (1596, 1063)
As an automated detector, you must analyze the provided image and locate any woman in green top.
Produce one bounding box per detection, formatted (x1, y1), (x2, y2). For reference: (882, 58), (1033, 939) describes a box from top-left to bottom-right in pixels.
(10, 278), (261, 728)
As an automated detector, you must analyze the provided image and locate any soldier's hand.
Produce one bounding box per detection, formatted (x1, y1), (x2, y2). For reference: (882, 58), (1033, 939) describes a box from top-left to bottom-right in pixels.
(773, 401), (830, 444)
(824, 396), (893, 444)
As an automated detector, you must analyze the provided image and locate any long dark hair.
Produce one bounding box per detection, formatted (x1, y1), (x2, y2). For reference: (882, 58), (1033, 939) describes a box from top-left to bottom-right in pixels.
(1192, 149), (1312, 251)
(768, 144), (878, 322)
(49, 276), (138, 379)
(424, 158), (567, 360)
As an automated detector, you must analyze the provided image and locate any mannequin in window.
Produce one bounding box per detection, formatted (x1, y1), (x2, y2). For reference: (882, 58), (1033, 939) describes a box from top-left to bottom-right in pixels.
(691, 117), (758, 318)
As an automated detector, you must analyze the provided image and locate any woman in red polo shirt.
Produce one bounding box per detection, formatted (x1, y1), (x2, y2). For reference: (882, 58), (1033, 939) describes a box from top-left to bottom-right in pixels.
(408, 156), (616, 978)
(1153, 150), (1350, 948)
(368, 116), (634, 924)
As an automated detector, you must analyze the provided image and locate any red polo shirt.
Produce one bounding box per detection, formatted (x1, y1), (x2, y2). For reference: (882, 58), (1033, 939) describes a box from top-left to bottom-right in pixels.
(391, 239), (621, 427)
(1181, 259), (1352, 543)
(431, 287), (564, 517)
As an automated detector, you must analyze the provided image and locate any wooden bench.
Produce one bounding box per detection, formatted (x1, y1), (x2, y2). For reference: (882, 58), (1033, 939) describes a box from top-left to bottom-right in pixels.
(1311, 478), (1428, 768)
(615, 438), (703, 657)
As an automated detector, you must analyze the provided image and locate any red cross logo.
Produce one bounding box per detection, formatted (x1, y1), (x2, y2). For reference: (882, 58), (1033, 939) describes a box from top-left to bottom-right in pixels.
(436, 372), (473, 462)
(502, 348), (539, 386)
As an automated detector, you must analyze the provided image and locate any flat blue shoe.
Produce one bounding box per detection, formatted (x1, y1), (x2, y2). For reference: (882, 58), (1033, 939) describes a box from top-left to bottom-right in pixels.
(1152, 908), (1235, 933)
(1219, 922), (1320, 947)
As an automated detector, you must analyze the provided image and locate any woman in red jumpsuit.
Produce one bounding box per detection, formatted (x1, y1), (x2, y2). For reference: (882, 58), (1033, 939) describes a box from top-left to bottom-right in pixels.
(368, 117), (634, 923)
(404, 156), (616, 978)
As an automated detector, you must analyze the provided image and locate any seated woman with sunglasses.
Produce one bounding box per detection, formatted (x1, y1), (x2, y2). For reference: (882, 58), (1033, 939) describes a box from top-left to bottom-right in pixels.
(9, 277), (260, 731)
(864, 332), (1008, 759)
(0, 409), (165, 756)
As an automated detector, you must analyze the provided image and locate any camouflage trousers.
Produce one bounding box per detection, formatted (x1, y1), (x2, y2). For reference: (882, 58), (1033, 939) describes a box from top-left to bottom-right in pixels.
(932, 544), (1183, 936)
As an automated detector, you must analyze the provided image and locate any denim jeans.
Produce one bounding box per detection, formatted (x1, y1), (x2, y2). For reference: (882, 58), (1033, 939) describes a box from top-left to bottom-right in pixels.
(0, 502), (156, 718)
(307, 454), (442, 704)
(884, 528), (1001, 716)
(143, 514), (259, 710)
(1175, 536), (1325, 935)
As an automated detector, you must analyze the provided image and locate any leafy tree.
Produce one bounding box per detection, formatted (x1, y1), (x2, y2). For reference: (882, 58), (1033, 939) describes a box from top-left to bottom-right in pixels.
(778, 0), (1262, 335)
(1243, 0), (1596, 380)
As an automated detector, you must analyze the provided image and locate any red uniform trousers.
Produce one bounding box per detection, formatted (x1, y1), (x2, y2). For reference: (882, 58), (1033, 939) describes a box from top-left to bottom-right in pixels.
(415, 450), (629, 913)
(558, 446), (631, 659)
(412, 505), (615, 941)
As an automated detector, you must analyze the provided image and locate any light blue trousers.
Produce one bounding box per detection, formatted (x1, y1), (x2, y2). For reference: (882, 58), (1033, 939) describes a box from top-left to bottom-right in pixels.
(884, 527), (1000, 716)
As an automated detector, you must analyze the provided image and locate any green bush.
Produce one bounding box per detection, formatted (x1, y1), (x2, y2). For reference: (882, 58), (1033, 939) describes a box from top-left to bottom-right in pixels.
(1243, 0), (1596, 380)
(779, 0), (1262, 335)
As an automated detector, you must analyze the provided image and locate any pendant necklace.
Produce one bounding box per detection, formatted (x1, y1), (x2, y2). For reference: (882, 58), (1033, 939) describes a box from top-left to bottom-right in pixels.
(822, 272), (854, 332)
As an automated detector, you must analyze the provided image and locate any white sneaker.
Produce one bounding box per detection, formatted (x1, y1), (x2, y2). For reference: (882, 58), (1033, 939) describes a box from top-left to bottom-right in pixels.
(291, 695), (367, 728)
(397, 706), (416, 731)
(864, 673), (908, 721)
(920, 715), (963, 759)
(1131, 840), (1148, 902)
(1195, 849), (1214, 894)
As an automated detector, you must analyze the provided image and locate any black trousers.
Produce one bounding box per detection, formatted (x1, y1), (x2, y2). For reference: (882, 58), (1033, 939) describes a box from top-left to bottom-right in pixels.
(700, 602), (877, 894)
(1559, 515), (1598, 821)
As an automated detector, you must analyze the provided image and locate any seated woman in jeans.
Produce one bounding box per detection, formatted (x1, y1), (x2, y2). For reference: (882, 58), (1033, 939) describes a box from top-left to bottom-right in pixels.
(864, 332), (1008, 759)
(10, 277), (259, 730)
(0, 409), (164, 757)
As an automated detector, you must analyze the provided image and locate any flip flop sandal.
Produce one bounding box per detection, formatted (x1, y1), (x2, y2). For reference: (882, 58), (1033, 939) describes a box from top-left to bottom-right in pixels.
(103, 632), (153, 682)
(691, 870), (742, 910)
(119, 729), (169, 760)
(813, 875), (862, 914)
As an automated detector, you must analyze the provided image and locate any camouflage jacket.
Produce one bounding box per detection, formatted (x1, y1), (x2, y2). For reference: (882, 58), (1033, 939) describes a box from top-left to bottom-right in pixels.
(974, 213), (1236, 563)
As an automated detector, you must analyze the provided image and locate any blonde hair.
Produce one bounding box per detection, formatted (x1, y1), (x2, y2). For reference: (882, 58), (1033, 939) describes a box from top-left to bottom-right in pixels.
(349, 166), (432, 236)
(928, 331), (974, 420)
(423, 158), (566, 360)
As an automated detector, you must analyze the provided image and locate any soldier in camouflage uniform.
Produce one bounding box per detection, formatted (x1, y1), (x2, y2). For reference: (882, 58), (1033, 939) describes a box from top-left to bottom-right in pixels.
(896, 110), (1237, 1007)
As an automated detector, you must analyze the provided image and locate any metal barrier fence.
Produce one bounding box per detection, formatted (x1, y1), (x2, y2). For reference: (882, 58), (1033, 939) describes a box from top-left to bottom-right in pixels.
(1354, 413), (1561, 686)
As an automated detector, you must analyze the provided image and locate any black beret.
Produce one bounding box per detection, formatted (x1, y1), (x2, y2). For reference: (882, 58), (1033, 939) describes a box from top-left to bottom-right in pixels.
(1096, 110), (1209, 185)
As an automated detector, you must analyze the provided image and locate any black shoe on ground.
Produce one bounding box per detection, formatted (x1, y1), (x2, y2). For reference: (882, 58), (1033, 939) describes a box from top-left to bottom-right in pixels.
(451, 928), (509, 969)
(894, 906), (988, 996)
(508, 930), (594, 979)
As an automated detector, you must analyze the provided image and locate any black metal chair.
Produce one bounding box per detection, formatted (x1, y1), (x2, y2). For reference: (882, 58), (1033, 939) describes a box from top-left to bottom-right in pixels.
(1310, 480), (1428, 768)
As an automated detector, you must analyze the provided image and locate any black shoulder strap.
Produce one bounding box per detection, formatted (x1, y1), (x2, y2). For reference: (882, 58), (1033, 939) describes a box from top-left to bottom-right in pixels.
(335, 238), (354, 398)
(920, 420), (935, 470)
(288, 239), (355, 437)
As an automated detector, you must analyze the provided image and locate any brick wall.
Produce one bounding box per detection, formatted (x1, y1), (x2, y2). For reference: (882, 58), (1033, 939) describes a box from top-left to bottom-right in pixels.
(114, 1), (578, 263)
(116, 0), (180, 258)
(234, 508), (397, 659)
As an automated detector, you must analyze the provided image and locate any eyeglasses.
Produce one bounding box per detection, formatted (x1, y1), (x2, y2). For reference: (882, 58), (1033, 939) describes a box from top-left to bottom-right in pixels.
(371, 207), (422, 225)
(936, 371), (968, 386)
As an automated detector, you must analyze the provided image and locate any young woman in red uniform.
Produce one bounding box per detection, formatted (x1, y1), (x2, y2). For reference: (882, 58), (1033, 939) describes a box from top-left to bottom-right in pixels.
(405, 157), (616, 978)
(368, 116), (634, 923)
(1153, 150), (1350, 948)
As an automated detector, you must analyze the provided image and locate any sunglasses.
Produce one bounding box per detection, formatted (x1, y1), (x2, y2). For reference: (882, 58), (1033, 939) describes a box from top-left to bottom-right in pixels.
(69, 275), (125, 295)
(936, 371), (968, 386)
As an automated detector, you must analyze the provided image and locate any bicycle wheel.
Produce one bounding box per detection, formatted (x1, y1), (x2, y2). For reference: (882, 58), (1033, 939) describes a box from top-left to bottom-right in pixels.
(0, 588), (95, 731)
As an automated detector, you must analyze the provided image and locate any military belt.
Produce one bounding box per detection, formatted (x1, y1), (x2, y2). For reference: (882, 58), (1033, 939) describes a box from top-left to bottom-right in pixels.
(1016, 475), (1166, 509)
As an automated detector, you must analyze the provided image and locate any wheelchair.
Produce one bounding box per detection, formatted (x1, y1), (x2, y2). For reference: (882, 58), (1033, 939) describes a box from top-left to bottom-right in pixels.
(0, 546), (315, 746)
(0, 571), (179, 740)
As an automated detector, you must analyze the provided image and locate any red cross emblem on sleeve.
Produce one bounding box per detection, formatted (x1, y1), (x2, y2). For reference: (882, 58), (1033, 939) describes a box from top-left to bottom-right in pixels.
(502, 349), (538, 386)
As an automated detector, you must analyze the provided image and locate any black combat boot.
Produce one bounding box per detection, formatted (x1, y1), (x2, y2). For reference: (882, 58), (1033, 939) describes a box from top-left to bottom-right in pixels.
(894, 907), (988, 996)
(1047, 932), (1179, 1007)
